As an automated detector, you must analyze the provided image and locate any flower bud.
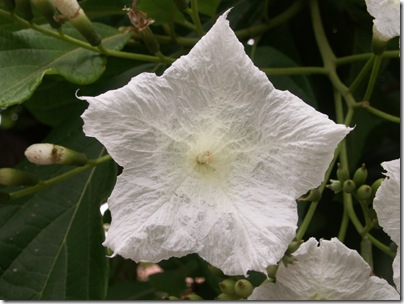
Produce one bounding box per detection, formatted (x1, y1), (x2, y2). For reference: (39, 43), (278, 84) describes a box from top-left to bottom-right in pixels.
(0, 168), (39, 186)
(208, 264), (224, 276)
(219, 279), (236, 295)
(336, 163), (349, 183)
(266, 264), (279, 281)
(2, 0), (16, 11)
(356, 184), (372, 201)
(281, 254), (297, 266)
(173, 0), (189, 10)
(51, 0), (102, 46)
(234, 279), (254, 299)
(353, 163), (368, 187)
(25, 143), (88, 166)
(326, 179), (342, 193)
(215, 292), (239, 300)
(31, 0), (61, 28)
(342, 179), (356, 194)
(371, 178), (384, 196)
(0, 191), (10, 203)
(182, 293), (203, 300)
(15, 0), (33, 20)
(371, 26), (389, 55)
(137, 27), (160, 55)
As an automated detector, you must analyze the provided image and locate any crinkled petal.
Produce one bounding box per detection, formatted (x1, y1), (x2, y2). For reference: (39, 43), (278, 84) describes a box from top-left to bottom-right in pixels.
(373, 158), (400, 292)
(248, 238), (399, 300)
(80, 10), (350, 276)
(365, 0), (400, 40)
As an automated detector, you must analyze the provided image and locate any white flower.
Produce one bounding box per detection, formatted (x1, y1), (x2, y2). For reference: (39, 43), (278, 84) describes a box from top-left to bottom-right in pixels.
(79, 10), (351, 276)
(365, 0), (400, 41)
(249, 238), (400, 300)
(373, 159), (400, 292)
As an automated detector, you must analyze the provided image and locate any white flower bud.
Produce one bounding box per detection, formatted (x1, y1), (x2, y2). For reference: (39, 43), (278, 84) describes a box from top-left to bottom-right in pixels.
(25, 143), (88, 166)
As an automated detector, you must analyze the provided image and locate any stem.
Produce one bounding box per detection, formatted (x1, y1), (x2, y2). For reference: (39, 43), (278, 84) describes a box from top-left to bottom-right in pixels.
(336, 50), (399, 65)
(236, 0), (304, 39)
(9, 154), (112, 200)
(348, 56), (374, 94)
(363, 55), (382, 101)
(0, 8), (174, 63)
(337, 207), (349, 241)
(296, 201), (318, 241)
(185, 0), (204, 38)
(357, 102), (401, 123)
(261, 66), (328, 75)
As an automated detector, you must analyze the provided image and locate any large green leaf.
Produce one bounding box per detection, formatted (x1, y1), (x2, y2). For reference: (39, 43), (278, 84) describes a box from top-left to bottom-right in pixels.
(0, 117), (117, 300)
(0, 23), (130, 107)
(253, 46), (317, 109)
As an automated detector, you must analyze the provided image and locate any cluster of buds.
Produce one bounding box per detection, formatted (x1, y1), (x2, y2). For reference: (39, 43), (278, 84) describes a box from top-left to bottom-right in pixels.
(327, 163), (384, 202)
(216, 278), (254, 300)
(3, 0), (101, 46)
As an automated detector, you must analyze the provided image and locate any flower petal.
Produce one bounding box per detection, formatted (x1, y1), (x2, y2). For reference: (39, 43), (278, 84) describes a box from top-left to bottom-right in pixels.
(80, 10), (351, 276)
(249, 238), (399, 300)
(365, 0), (400, 40)
(373, 158), (400, 292)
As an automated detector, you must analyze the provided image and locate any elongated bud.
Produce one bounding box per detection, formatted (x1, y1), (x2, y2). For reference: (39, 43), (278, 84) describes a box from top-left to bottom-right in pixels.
(356, 184), (372, 201)
(25, 143), (88, 166)
(266, 264), (279, 281)
(2, 0), (16, 11)
(0, 191), (11, 203)
(31, 0), (61, 28)
(371, 178), (384, 196)
(234, 279), (254, 299)
(208, 264), (224, 276)
(326, 179), (342, 193)
(15, 0), (33, 20)
(137, 27), (160, 54)
(353, 163), (368, 187)
(342, 179), (356, 194)
(173, 0), (189, 10)
(219, 279), (236, 295)
(336, 163), (349, 183)
(51, 0), (101, 46)
(182, 293), (203, 300)
(215, 292), (239, 300)
(0, 168), (39, 186)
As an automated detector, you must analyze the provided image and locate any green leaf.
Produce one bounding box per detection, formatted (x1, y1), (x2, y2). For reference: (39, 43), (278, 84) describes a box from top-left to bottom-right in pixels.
(253, 46), (318, 108)
(198, 0), (220, 17)
(137, 0), (185, 25)
(0, 23), (130, 107)
(0, 117), (117, 300)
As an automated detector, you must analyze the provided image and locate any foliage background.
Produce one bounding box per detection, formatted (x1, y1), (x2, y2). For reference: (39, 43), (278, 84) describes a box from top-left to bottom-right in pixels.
(0, 0), (399, 300)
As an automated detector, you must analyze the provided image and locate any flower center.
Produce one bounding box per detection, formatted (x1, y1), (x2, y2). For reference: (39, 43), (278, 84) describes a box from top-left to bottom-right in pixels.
(196, 151), (213, 165)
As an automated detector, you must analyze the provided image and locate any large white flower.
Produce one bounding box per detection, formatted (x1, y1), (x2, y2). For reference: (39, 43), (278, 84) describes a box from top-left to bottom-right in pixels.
(80, 10), (351, 276)
(373, 159), (400, 292)
(365, 0), (400, 41)
(249, 238), (400, 300)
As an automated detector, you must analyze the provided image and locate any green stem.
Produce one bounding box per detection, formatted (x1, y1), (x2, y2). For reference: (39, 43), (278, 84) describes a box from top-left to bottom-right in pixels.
(363, 55), (382, 101)
(9, 155), (112, 200)
(296, 201), (318, 241)
(0, 8), (174, 63)
(356, 102), (400, 123)
(185, 0), (204, 38)
(261, 66), (328, 75)
(336, 50), (399, 65)
(348, 56), (375, 94)
(236, 0), (304, 39)
(337, 207), (349, 242)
